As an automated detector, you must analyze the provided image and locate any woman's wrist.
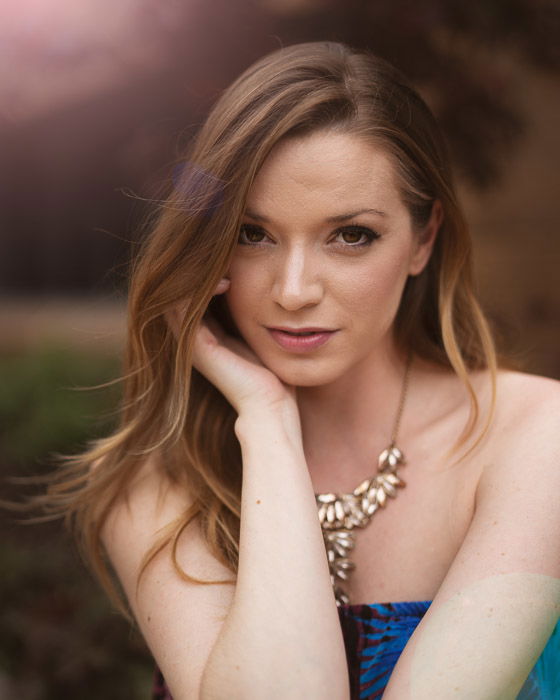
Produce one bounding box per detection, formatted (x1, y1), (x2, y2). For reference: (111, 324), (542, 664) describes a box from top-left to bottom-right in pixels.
(234, 400), (303, 448)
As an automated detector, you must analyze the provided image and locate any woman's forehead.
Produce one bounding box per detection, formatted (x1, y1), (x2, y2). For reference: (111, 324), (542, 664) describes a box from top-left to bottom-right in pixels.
(246, 131), (404, 216)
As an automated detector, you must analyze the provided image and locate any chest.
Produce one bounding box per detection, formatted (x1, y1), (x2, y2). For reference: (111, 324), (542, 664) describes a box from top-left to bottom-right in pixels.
(324, 453), (484, 605)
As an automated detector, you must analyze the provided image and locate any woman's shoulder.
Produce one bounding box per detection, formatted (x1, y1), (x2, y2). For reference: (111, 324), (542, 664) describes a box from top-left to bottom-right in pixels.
(428, 365), (560, 469)
(415, 361), (558, 430)
(97, 451), (196, 573)
(477, 369), (559, 484)
(493, 368), (560, 428)
(495, 367), (559, 394)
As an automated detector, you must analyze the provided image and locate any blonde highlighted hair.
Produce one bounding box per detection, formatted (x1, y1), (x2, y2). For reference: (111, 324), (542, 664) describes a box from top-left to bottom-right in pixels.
(43, 41), (496, 614)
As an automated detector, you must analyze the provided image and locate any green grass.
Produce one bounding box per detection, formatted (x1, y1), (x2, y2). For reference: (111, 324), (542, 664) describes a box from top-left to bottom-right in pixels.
(0, 345), (154, 699)
(0, 345), (121, 464)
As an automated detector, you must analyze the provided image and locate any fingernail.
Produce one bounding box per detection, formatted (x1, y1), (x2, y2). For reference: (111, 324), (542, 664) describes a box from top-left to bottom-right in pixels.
(215, 277), (230, 293)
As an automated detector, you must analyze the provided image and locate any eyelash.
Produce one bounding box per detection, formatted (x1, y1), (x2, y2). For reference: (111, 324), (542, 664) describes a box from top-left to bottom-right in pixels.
(238, 224), (380, 249)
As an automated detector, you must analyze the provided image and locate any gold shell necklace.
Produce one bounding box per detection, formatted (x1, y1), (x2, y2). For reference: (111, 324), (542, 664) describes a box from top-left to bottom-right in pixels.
(315, 355), (412, 606)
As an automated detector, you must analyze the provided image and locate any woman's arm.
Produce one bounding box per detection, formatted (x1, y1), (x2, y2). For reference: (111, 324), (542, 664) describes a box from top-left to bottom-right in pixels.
(196, 313), (349, 699)
(383, 374), (560, 699)
(200, 407), (348, 699)
(103, 311), (349, 700)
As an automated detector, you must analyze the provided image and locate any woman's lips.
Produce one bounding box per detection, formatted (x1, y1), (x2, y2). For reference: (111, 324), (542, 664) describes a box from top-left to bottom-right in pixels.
(267, 328), (338, 352)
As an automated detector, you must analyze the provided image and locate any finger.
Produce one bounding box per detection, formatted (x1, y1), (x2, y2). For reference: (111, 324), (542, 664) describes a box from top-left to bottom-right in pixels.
(203, 314), (227, 345)
(213, 277), (230, 295)
(203, 316), (260, 364)
(165, 278), (228, 339)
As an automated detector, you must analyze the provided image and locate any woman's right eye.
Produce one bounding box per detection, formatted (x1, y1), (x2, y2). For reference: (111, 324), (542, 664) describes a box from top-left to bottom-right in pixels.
(238, 224), (268, 245)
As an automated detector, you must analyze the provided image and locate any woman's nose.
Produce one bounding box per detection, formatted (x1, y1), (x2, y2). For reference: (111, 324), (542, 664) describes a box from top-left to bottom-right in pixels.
(270, 248), (323, 311)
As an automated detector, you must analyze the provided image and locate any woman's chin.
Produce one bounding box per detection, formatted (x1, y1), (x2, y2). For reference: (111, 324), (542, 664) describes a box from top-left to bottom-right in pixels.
(260, 356), (346, 388)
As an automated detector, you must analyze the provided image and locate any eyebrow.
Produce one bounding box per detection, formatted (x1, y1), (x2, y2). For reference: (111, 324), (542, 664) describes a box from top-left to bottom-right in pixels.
(244, 207), (387, 223)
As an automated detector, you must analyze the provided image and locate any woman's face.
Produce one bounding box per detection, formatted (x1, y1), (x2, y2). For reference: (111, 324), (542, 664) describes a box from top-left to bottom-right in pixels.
(224, 130), (437, 387)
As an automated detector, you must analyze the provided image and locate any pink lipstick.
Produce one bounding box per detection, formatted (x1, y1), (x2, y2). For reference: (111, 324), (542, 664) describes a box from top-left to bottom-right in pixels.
(267, 327), (337, 352)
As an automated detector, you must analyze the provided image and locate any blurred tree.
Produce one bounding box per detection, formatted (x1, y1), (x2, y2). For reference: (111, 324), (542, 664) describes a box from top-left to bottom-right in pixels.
(0, 346), (155, 699)
(255, 0), (559, 186)
(0, 0), (558, 289)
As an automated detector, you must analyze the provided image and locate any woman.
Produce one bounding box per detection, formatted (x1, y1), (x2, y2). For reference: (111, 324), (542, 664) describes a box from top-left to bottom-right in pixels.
(48, 42), (560, 698)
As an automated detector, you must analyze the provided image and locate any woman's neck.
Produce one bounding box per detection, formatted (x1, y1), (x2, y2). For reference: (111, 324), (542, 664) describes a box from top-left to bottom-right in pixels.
(296, 341), (410, 490)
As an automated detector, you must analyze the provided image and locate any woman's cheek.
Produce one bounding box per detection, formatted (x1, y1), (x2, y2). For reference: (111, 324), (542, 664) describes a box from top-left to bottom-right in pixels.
(333, 267), (383, 307)
(223, 281), (259, 339)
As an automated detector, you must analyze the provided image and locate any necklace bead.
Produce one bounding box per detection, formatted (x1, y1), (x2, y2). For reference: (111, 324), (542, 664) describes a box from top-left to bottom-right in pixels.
(315, 355), (412, 606)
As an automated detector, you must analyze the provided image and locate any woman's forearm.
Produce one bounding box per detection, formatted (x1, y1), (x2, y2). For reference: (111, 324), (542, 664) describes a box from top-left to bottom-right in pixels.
(200, 409), (350, 700)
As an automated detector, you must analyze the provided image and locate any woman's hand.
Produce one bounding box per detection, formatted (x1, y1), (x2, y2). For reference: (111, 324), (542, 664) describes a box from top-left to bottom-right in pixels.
(190, 278), (300, 423)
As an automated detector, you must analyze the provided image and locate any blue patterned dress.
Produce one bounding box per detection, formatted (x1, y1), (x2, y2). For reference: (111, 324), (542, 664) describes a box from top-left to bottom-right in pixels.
(153, 600), (560, 698)
(337, 601), (560, 699)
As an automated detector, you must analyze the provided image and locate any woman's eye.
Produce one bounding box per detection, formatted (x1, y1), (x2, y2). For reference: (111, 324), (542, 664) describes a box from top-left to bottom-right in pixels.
(335, 226), (379, 247)
(238, 224), (268, 245)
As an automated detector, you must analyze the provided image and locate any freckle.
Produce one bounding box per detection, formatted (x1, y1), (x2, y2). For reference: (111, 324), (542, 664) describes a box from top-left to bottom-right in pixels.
(492, 520), (498, 525)
(256, 499), (261, 504)
(500, 552), (505, 556)
(235, 665), (240, 671)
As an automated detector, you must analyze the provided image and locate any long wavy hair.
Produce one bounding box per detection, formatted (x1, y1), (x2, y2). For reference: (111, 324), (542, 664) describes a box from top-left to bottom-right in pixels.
(43, 41), (497, 615)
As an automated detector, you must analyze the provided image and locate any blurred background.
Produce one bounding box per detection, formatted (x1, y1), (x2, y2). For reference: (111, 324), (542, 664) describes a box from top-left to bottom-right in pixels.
(1, 0), (558, 697)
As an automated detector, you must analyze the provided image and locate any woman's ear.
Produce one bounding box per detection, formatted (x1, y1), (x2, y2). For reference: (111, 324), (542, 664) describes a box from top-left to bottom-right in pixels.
(408, 199), (442, 276)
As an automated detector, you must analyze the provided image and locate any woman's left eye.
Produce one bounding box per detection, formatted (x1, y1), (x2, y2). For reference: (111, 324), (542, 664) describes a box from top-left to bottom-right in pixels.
(334, 226), (379, 247)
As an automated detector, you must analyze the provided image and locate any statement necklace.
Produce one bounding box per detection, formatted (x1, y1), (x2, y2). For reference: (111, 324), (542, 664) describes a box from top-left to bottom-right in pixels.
(315, 356), (412, 606)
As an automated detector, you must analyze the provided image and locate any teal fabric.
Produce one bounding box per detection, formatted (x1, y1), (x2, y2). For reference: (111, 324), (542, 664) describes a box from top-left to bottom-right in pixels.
(153, 600), (560, 699)
(337, 600), (560, 699)
(522, 618), (560, 699)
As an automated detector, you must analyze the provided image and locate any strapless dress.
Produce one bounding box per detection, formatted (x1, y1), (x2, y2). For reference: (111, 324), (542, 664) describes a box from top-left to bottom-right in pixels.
(152, 600), (560, 699)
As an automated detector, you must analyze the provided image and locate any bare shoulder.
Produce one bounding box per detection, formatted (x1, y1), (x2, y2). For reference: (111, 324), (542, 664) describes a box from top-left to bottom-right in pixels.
(382, 366), (560, 696)
(100, 451), (234, 596)
(100, 452), (236, 698)
(477, 369), (560, 512)
(492, 369), (560, 435)
(495, 368), (560, 403)
(100, 452), (193, 573)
